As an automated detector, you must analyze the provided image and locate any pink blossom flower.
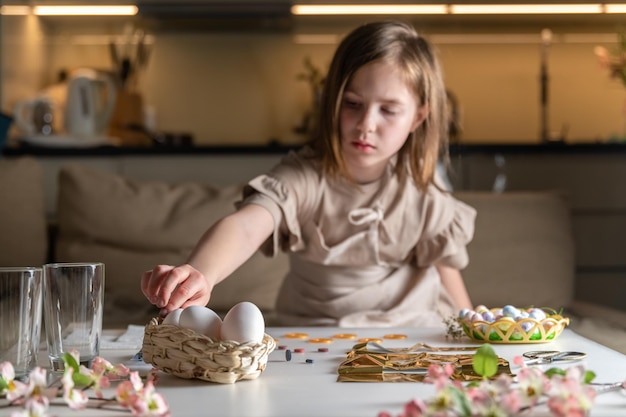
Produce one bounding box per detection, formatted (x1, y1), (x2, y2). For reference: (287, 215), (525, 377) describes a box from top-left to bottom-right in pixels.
(500, 389), (523, 414)
(10, 368), (55, 405)
(61, 367), (88, 409)
(116, 371), (170, 417)
(402, 399), (427, 417)
(546, 366), (596, 417)
(1, 361), (15, 383)
(91, 356), (130, 378)
(10, 398), (50, 417)
(516, 366), (549, 408)
(425, 363), (455, 390)
(85, 357), (130, 398)
(138, 381), (170, 416)
(0, 361), (24, 402)
(115, 379), (137, 408)
(466, 376), (514, 417)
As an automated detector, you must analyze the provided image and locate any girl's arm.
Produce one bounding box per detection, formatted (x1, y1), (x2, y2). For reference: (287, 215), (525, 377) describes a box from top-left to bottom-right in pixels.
(436, 264), (473, 311)
(142, 203), (275, 314)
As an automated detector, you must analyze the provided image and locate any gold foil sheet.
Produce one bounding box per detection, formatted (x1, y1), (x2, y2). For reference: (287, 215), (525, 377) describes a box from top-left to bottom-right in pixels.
(337, 343), (513, 382)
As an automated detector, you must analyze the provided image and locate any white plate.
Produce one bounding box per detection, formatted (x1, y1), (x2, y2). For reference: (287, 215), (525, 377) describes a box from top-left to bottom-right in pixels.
(20, 134), (115, 148)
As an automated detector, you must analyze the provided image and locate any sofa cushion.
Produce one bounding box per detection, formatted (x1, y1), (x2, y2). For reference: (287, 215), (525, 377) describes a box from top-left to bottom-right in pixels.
(0, 157), (47, 267)
(455, 191), (575, 311)
(56, 164), (288, 327)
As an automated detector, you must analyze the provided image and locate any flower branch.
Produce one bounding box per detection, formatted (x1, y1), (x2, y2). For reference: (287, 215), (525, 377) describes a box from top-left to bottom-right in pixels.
(0, 351), (169, 417)
(595, 28), (626, 87)
(378, 344), (620, 417)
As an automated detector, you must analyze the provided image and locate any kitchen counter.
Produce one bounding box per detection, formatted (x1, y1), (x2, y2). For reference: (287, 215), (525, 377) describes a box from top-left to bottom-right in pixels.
(1, 142), (300, 157)
(4, 141), (626, 157)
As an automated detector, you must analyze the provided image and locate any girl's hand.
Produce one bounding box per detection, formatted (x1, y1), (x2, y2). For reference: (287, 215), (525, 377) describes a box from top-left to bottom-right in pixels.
(141, 263), (213, 315)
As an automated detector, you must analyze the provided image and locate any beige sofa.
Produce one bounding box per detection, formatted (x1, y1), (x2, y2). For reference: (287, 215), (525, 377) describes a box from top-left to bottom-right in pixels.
(2, 156), (625, 354)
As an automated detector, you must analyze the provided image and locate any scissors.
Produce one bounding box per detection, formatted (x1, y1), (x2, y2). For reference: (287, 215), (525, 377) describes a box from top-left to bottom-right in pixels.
(522, 350), (587, 366)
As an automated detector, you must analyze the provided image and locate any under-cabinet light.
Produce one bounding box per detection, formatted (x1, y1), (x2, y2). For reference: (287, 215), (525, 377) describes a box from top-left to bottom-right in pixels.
(0, 5), (31, 15)
(450, 4), (602, 14)
(291, 3), (626, 15)
(33, 5), (138, 16)
(291, 4), (448, 15)
(605, 3), (626, 12)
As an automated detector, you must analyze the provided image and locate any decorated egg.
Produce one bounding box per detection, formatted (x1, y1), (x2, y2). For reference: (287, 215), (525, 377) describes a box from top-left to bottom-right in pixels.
(496, 316), (516, 332)
(470, 311), (484, 323)
(481, 310), (495, 322)
(178, 306), (222, 339)
(221, 301), (265, 344)
(458, 308), (471, 319)
(162, 308), (184, 326)
(474, 305), (489, 314)
(528, 308), (547, 320)
(519, 321), (535, 332)
(502, 305), (519, 318)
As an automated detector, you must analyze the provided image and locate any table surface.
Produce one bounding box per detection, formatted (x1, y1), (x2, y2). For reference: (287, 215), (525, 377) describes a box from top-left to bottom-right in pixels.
(29, 327), (626, 416)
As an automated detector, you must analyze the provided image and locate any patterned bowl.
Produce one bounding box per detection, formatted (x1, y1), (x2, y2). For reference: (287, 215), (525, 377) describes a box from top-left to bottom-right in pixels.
(459, 308), (570, 344)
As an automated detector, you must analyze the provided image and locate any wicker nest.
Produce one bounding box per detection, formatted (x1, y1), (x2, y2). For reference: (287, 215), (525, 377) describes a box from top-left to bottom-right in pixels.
(142, 317), (276, 384)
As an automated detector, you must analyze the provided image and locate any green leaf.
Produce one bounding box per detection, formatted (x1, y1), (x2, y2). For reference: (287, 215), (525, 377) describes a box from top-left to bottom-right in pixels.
(0, 377), (8, 394)
(584, 370), (596, 384)
(72, 372), (93, 388)
(62, 352), (80, 372)
(544, 368), (566, 378)
(449, 386), (473, 417)
(62, 352), (93, 387)
(472, 344), (498, 378)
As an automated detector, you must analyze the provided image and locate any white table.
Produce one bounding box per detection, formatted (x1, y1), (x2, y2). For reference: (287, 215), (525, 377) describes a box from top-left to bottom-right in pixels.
(32, 327), (626, 416)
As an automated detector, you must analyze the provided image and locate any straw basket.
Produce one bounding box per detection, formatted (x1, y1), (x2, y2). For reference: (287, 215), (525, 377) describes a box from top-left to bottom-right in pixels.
(459, 310), (570, 344)
(142, 317), (276, 384)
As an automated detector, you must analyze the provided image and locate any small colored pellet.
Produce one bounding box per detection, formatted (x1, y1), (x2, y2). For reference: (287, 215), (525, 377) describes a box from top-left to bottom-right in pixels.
(318, 347), (329, 352)
(308, 338), (333, 344)
(284, 333), (309, 339)
(305, 359), (314, 364)
(294, 348), (306, 353)
(383, 334), (408, 340)
(278, 345), (288, 350)
(333, 333), (357, 339)
(285, 350), (292, 361)
(358, 338), (383, 343)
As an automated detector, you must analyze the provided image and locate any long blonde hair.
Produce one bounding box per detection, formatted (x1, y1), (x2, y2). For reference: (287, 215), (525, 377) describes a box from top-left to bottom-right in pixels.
(310, 20), (449, 190)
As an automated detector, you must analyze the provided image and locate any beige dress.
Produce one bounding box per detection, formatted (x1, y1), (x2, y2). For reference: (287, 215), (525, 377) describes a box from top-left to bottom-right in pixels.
(239, 147), (476, 328)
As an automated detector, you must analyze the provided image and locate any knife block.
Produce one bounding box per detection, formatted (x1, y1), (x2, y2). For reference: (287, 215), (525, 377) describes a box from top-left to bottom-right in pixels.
(108, 91), (152, 146)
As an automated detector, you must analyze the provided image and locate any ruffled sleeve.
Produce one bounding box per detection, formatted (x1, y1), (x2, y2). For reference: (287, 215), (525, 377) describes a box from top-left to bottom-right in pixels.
(235, 149), (321, 257)
(415, 194), (476, 270)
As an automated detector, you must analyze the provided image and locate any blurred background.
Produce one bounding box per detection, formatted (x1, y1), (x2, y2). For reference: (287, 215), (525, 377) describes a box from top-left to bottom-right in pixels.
(3, 0), (626, 147)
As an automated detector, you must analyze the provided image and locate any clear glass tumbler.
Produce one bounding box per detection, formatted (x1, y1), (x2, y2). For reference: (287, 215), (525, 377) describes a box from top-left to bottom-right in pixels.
(0, 267), (43, 378)
(43, 262), (104, 371)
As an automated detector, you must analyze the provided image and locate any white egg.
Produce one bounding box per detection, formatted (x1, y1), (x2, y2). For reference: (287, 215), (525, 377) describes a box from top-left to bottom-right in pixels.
(162, 308), (183, 326)
(178, 306), (222, 339)
(221, 302), (265, 344)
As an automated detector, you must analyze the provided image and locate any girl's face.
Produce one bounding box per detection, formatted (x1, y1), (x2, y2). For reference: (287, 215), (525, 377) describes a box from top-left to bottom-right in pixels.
(339, 60), (428, 183)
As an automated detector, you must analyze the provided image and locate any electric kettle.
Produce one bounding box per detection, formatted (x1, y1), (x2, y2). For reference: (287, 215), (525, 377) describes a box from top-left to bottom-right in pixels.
(64, 68), (116, 138)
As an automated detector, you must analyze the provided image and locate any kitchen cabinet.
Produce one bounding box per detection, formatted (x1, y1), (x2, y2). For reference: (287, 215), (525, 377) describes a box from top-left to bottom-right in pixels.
(3, 5), (626, 145)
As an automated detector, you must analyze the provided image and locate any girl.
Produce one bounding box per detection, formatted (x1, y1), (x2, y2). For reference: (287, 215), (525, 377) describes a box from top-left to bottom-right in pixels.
(142, 21), (476, 327)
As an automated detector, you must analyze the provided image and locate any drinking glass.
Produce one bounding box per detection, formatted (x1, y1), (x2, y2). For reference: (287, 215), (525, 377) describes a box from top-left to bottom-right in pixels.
(43, 262), (104, 371)
(0, 267), (43, 378)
